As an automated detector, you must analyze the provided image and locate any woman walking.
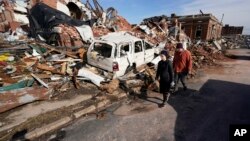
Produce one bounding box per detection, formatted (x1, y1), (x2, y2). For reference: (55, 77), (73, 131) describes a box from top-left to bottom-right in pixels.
(156, 50), (174, 107)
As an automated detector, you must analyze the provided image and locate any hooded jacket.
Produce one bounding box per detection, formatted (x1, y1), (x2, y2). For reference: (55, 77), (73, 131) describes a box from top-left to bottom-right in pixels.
(173, 50), (192, 73)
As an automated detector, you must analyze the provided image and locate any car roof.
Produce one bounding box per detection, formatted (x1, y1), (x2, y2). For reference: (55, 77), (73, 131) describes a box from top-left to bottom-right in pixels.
(99, 31), (141, 44)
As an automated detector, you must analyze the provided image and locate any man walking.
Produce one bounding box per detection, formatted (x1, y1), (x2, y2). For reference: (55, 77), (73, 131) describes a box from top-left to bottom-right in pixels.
(173, 43), (192, 91)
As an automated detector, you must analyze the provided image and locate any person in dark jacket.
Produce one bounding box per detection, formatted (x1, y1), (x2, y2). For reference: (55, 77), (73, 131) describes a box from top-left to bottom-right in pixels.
(156, 50), (174, 107)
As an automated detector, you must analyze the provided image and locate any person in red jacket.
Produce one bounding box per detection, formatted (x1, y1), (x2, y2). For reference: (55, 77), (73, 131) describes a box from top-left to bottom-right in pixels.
(173, 43), (192, 91)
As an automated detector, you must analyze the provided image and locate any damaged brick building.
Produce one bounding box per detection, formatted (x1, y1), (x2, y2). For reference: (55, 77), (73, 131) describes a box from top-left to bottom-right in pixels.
(171, 13), (223, 41)
(222, 24), (244, 36)
(28, 0), (84, 20)
(0, 0), (28, 32)
(0, 0), (97, 33)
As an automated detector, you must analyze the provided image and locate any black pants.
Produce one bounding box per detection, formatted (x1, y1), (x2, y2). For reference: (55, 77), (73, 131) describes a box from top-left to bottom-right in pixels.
(160, 81), (170, 103)
(162, 92), (169, 103)
(174, 72), (187, 89)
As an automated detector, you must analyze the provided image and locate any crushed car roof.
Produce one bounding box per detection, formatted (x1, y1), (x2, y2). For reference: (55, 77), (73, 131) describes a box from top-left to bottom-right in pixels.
(99, 31), (141, 44)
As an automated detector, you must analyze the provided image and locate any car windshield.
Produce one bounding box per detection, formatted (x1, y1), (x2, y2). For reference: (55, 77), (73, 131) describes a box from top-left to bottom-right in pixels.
(93, 42), (113, 58)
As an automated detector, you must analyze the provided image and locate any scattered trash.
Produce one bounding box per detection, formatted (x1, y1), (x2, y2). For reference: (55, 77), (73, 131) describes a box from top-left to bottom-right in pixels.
(0, 79), (34, 92)
(31, 73), (49, 89)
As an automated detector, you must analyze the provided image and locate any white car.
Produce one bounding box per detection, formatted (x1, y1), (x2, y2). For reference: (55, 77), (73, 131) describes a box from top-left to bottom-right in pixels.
(87, 32), (156, 78)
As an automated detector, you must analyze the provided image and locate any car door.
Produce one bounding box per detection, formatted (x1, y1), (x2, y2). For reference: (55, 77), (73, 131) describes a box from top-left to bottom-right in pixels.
(133, 40), (145, 67)
(144, 40), (155, 62)
(115, 42), (132, 77)
(87, 41), (115, 72)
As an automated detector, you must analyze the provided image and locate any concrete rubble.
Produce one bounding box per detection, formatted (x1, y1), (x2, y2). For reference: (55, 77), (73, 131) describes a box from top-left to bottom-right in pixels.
(221, 35), (249, 49)
(0, 1), (247, 138)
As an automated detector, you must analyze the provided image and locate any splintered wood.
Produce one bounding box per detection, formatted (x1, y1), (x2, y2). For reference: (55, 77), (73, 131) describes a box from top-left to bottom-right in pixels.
(101, 79), (120, 94)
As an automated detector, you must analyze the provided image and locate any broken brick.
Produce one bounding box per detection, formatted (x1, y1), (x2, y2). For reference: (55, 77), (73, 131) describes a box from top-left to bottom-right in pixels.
(9, 21), (20, 31)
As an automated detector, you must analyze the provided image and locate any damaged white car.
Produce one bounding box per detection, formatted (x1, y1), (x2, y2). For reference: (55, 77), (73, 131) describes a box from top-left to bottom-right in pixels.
(87, 32), (157, 78)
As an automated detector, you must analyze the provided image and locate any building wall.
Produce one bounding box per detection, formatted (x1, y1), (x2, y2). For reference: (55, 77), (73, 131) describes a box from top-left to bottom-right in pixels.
(207, 19), (222, 40)
(30, 0), (57, 9)
(29, 0), (72, 17)
(176, 14), (222, 41)
(183, 24), (193, 40)
(222, 25), (243, 35)
(181, 20), (210, 40)
(0, 1), (15, 32)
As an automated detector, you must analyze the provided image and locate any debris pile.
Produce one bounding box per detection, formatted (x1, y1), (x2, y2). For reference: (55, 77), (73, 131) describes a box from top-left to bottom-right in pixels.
(189, 42), (226, 76)
(114, 16), (132, 31)
(0, 0), (29, 32)
(92, 26), (111, 37)
(0, 38), (122, 113)
(0, 0), (230, 113)
(131, 15), (169, 44)
(221, 35), (249, 49)
(92, 15), (131, 37)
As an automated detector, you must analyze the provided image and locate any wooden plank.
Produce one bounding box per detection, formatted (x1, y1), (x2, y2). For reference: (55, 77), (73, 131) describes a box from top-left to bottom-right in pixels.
(36, 43), (78, 59)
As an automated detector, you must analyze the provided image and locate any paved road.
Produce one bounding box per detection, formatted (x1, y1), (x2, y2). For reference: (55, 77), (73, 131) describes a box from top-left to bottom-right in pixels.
(48, 49), (250, 141)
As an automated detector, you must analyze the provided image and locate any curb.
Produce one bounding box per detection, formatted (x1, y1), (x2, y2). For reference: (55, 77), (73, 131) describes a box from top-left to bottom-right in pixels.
(25, 93), (127, 140)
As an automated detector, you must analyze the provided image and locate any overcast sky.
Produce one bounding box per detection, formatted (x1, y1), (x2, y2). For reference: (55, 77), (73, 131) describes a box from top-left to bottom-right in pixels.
(95, 0), (250, 34)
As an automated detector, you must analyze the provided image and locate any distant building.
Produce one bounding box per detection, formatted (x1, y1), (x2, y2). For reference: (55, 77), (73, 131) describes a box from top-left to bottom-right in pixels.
(222, 24), (243, 36)
(170, 13), (223, 41)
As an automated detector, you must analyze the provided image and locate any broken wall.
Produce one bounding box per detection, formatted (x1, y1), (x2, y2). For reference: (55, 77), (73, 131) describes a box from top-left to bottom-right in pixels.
(29, 0), (57, 9)
(28, 0), (71, 16)
(0, 0), (29, 32)
(174, 14), (222, 41)
(0, 1), (15, 32)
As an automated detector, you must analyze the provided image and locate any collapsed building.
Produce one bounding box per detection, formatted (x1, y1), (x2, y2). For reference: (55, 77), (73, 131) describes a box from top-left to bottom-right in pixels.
(1, 1), (249, 141)
(28, 0), (113, 22)
(0, 0), (29, 32)
(0, 0), (125, 46)
(0, 0), (247, 115)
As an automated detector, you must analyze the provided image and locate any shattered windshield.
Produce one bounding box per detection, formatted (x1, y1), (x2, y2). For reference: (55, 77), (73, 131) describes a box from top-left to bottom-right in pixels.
(93, 42), (113, 58)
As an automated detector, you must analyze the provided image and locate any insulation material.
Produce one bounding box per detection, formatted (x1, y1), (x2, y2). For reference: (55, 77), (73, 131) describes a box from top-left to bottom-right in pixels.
(75, 25), (94, 43)
(56, 1), (70, 16)
(77, 67), (105, 87)
(13, 13), (29, 24)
